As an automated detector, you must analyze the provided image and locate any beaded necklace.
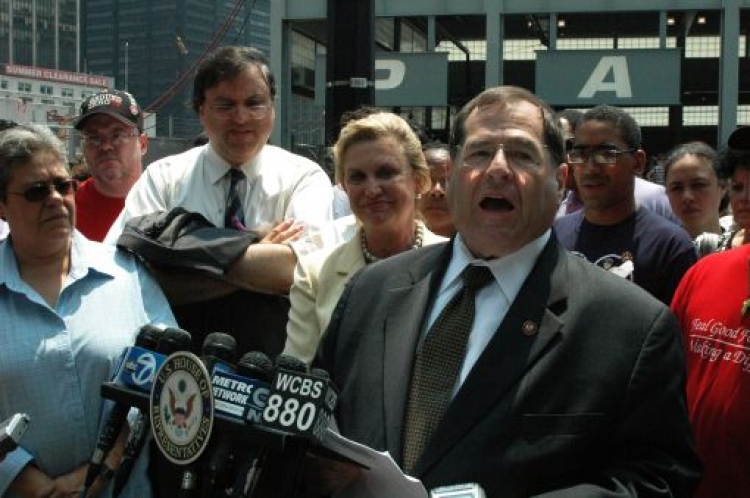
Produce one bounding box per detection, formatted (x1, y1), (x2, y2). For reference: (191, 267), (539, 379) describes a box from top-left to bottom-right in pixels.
(361, 223), (424, 264)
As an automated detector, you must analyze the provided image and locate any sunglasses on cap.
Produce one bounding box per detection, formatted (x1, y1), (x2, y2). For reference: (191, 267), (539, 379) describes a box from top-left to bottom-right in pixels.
(8, 179), (78, 202)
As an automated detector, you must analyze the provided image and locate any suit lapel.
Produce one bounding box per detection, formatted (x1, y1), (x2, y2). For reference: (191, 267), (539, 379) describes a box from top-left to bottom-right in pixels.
(382, 244), (451, 459)
(333, 233), (366, 280)
(415, 238), (569, 476)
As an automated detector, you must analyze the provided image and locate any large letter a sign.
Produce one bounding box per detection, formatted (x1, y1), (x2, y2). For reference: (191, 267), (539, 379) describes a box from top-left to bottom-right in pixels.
(578, 56), (632, 98)
(535, 49), (680, 106)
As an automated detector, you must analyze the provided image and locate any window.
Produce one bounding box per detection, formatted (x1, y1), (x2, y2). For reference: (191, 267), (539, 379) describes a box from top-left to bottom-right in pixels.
(18, 82), (31, 92)
(61, 87), (74, 98)
(40, 84), (53, 95)
(0, 80), (7, 89)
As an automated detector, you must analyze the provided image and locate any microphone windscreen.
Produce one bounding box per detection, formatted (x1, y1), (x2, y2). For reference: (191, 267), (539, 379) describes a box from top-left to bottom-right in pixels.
(275, 354), (307, 373)
(237, 352), (273, 382)
(135, 324), (163, 350)
(159, 327), (192, 353)
(202, 332), (237, 363)
(309, 368), (330, 381)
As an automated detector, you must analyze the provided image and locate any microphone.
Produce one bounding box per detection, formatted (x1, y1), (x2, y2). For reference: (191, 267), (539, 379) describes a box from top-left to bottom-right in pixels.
(261, 355), (338, 498)
(226, 352), (274, 498)
(83, 324), (169, 490)
(261, 355), (337, 443)
(202, 332), (238, 374)
(111, 327), (192, 497)
(180, 332), (238, 498)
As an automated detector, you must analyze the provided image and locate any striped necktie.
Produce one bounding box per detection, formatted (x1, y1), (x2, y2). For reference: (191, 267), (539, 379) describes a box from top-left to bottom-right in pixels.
(225, 168), (246, 230)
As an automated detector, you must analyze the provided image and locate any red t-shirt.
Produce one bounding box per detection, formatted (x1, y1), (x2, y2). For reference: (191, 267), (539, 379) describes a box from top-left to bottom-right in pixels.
(671, 243), (750, 498)
(74, 178), (125, 242)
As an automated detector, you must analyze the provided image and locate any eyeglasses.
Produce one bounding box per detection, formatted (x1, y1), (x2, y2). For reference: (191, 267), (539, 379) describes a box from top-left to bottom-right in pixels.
(82, 131), (140, 148)
(207, 102), (272, 120)
(460, 143), (546, 171)
(568, 146), (637, 165)
(8, 178), (78, 202)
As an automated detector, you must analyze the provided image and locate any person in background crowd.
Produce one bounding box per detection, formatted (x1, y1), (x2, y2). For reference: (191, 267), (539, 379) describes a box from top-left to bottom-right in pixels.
(0, 119), (19, 241)
(192, 130), (209, 147)
(313, 86), (700, 497)
(555, 109), (584, 218)
(0, 124), (176, 498)
(284, 112), (446, 364)
(417, 141), (455, 238)
(332, 182), (353, 219)
(101, 45), (333, 498)
(663, 141), (730, 257)
(554, 104), (696, 305)
(74, 89), (148, 242)
(105, 46), (332, 245)
(671, 210), (750, 497)
(715, 127), (750, 250)
(555, 113), (678, 224)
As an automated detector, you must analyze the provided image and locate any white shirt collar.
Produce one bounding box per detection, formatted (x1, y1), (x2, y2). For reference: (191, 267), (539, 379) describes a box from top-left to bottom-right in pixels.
(442, 230), (551, 304)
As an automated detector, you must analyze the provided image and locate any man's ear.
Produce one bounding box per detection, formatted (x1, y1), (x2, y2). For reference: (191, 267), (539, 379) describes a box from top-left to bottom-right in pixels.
(139, 134), (149, 156)
(633, 149), (647, 176)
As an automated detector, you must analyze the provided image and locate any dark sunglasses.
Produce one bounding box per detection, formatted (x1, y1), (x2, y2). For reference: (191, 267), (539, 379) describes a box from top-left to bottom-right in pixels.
(8, 178), (78, 202)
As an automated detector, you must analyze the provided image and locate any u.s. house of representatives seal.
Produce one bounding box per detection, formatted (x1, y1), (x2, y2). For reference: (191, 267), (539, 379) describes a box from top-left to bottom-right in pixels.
(150, 351), (214, 465)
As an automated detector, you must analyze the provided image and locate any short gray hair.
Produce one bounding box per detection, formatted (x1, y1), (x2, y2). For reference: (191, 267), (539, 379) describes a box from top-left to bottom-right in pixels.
(0, 124), (67, 201)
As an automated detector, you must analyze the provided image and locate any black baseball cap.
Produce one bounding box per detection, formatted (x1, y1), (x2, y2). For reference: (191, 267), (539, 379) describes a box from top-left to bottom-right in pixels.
(73, 89), (144, 132)
(728, 127), (750, 150)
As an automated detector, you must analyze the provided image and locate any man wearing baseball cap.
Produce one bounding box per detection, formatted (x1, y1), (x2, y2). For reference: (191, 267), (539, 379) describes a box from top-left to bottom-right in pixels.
(74, 88), (148, 241)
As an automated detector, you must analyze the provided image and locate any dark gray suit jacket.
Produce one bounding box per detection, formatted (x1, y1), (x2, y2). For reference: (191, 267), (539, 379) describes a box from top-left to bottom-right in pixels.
(317, 236), (701, 497)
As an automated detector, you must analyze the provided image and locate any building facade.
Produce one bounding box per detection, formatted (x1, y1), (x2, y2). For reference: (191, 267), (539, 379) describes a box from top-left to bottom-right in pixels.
(0, 0), (81, 73)
(83, 0), (271, 139)
(271, 0), (750, 166)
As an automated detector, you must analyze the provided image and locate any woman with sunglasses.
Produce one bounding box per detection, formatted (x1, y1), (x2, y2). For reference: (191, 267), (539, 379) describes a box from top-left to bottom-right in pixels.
(0, 124), (175, 497)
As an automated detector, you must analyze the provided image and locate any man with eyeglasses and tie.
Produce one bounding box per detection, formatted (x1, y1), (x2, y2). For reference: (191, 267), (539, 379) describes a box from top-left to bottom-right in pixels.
(309, 87), (700, 497)
(102, 45), (332, 351)
(73, 89), (148, 242)
(554, 104), (696, 305)
(102, 46), (334, 496)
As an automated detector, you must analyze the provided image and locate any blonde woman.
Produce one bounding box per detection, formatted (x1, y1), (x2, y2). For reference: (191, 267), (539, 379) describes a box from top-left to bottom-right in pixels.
(284, 112), (446, 363)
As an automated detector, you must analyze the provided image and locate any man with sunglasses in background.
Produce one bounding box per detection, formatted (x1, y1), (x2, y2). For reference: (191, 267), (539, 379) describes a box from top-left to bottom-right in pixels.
(554, 104), (696, 305)
(73, 89), (148, 242)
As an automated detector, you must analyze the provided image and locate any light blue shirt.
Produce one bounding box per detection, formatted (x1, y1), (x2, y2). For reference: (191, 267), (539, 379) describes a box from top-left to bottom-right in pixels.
(423, 231), (550, 394)
(0, 231), (177, 497)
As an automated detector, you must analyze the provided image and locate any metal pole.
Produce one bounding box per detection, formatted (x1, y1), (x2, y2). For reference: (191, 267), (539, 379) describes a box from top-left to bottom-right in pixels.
(125, 41), (129, 91)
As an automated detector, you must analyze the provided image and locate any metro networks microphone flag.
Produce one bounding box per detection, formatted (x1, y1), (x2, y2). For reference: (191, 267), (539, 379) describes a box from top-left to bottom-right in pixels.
(211, 369), (270, 423)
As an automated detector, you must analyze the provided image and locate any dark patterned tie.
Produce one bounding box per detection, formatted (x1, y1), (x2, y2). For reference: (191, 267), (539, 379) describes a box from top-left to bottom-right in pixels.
(401, 264), (495, 474)
(224, 168), (246, 230)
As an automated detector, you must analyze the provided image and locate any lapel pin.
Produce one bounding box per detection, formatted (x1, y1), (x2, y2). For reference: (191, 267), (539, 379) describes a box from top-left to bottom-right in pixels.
(521, 320), (538, 337)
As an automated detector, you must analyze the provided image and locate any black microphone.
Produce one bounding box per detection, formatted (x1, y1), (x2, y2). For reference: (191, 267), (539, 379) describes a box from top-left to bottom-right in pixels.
(83, 324), (169, 491)
(227, 352), (274, 498)
(266, 355), (310, 498)
(111, 327), (192, 497)
(180, 332), (238, 498)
